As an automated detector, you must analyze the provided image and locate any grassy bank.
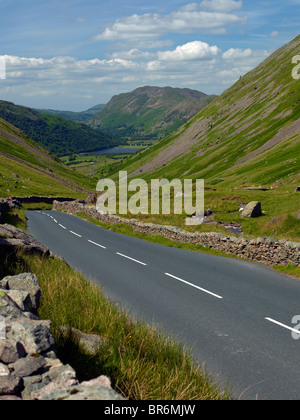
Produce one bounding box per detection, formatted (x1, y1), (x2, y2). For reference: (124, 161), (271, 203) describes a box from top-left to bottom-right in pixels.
(0, 250), (230, 400)
(74, 211), (300, 280)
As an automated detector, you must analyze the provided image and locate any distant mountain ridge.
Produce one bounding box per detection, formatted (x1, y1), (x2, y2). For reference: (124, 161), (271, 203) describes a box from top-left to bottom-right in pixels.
(86, 86), (217, 140)
(34, 104), (105, 123)
(0, 101), (117, 157)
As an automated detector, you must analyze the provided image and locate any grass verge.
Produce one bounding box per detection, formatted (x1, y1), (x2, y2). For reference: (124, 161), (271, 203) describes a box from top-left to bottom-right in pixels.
(0, 250), (230, 400)
(74, 211), (300, 280)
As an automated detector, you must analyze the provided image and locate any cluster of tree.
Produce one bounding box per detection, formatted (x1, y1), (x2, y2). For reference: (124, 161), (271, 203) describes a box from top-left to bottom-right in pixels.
(0, 101), (119, 157)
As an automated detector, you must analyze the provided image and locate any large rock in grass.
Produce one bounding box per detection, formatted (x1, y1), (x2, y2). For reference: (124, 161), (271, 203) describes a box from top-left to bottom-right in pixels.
(241, 201), (262, 218)
(3, 273), (41, 310)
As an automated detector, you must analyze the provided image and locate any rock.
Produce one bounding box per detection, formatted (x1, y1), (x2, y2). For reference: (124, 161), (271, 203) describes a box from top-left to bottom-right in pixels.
(11, 355), (46, 378)
(0, 395), (22, 400)
(81, 375), (111, 389)
(0, 374), (23, 396)
(58, 326), (106, 356)
(295, 187), (300, 192)
(3, 290), (32, 312)
(7, 318), (55, 355)
(85, 193), (100, 205)
(240, 201), (262, 218)
(5, 273), (41, 310)
(0, 291), (25, 320)
(0, 224), (50, 257)
(0, 363), (10, 376)
(40, 382), (126, 401)
(0, 340), (26, 364)
(31, 364), (78, 400)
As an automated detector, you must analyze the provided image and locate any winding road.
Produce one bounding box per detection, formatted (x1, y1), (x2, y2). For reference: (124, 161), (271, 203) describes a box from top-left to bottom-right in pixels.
(26, 210), (300, 400)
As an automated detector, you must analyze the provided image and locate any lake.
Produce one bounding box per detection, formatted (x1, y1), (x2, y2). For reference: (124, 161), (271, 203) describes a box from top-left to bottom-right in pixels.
(95, 147), (141, 155)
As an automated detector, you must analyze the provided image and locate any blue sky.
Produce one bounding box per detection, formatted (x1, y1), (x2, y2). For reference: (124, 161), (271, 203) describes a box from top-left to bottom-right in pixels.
(0, 0), (299, 110)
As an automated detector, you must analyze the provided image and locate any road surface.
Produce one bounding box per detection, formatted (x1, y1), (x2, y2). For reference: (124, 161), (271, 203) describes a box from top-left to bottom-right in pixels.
(26, 210), (300, 400)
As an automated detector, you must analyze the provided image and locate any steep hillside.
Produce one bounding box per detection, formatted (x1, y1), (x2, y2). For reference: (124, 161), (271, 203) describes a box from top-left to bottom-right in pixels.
(121, 36), (300, 187)
(0, 101), (117, 157)
(112, 36), (300, 241)
(0, 117), (94, 197)
(87, 86), (217, 140)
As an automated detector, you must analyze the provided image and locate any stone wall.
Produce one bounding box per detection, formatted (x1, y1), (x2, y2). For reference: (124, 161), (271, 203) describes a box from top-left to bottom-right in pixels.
(53, 200), (300, 267)
(0, 199), (9, 224)
(0, 273), (126, 401)
(12, 196), (75, 205)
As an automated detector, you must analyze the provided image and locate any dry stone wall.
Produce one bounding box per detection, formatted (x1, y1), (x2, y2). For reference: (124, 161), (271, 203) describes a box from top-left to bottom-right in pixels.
(0, 273), (126, 401)
(53, 200), (300, 267)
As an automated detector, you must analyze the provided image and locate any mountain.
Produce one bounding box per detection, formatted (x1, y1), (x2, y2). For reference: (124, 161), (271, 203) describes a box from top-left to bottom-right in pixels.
(0, 101), (118, 157)
(119, 36), (300, 188)
(0, 117), (94, 197)
(34, 104), (105, 123)
(86, 86), (217, 140)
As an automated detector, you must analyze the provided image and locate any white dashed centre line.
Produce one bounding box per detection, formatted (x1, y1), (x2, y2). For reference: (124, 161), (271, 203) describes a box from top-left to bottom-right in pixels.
(59, 224), (66, 230)
(165, 273), (223, 299)
(88, 240), (106, 249)
(70, 231), (82, 238)
(265, 317), (300, 336)
(116, 252), (147, 266)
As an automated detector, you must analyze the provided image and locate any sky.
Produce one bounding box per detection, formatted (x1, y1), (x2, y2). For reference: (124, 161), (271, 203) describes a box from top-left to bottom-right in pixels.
(0, 0), (299, 111)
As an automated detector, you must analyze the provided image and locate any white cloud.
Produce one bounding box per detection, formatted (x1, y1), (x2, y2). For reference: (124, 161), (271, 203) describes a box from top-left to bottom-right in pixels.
(222, 48), (252, 59)
(158, 41), (220, 62)
(200, 0), (243, 12)
(93, 3), (247, 42)
(222, 48), (269, 63)
(270, 30), (279, 38)
(0, 40), (270, 110)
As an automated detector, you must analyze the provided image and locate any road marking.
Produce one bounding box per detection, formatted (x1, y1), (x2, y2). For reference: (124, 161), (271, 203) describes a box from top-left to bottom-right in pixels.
(116, 252), (147, 266)
(265, 317), (300, 336)
(70, 231), (82, 238)
(54, 219), (57, 223)
(165, 273), (223, 299)
(88, 240), (106, 249)
(59, 224), (66, 230)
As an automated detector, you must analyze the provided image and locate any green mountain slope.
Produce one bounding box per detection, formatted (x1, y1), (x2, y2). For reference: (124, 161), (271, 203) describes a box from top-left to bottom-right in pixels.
(0, 117), (94, 197)
(87, 86), (217, 140)
(113, 36), (300, 242)
(0, 101), (117, 157)
(121, 36), (300, 187)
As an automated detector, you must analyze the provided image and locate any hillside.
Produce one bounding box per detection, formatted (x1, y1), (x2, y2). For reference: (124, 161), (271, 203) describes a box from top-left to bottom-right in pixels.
(0, 117), (94, 197)
(121, 36), (300, 185)
(87, 86), (217, 140)
(0, 101), (117, 157)
(112, 35), (300, 241)
(34, 104), (105, 123)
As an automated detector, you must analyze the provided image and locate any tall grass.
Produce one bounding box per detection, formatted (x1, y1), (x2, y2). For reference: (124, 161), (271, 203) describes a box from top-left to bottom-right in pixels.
(1, 251), (230, 400)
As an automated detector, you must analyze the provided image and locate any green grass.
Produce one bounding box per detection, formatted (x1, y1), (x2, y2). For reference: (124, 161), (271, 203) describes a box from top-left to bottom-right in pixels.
(0, 250), (230, 400)
(0, 117), (95, 198)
